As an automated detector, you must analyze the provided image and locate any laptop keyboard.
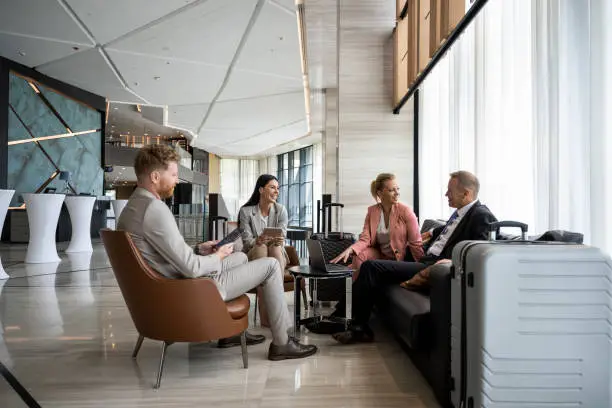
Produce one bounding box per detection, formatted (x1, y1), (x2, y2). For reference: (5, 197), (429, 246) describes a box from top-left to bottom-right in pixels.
(326, 263), (349, 272)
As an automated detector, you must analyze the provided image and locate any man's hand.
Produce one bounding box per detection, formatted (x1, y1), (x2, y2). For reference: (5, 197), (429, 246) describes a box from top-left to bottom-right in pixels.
(216, 243), (234, 260)
(197, 240), (219, 256)
(400, 266), (431, 289)
(434, 259), (452, 265)
(331, 247), (353, 264)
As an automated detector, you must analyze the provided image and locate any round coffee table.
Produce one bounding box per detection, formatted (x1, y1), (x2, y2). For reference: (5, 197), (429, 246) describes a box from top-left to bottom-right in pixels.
(288, 265), (353, 337)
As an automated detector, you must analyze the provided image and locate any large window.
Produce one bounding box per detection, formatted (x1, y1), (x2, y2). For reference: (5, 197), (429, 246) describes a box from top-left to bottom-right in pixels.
(277, 146), (313, 228)
(418, 0), (612, 256)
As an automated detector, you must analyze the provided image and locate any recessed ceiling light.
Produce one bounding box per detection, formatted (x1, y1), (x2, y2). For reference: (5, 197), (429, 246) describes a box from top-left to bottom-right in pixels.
(18, 51), (26, 57)
(113, 107), (118, 110)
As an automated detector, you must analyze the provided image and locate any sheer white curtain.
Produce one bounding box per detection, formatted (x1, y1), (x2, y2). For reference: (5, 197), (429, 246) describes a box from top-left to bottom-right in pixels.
(220, 159), (240, 219)
(239, 159), (260, 206)
(258, 156), (277, 176)
(313, 143), (323, 231)
(219, 158), (260, 220)
(418, 0), (612, 255)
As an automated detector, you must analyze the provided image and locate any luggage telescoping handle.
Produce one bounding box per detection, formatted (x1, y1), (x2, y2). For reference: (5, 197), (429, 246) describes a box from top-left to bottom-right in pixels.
(323, 203), (344, 239)
(210, 216), (228, 240)
(488, 221), (528, 241)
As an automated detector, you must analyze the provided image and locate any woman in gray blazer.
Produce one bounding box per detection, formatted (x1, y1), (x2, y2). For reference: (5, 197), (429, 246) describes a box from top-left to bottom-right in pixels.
(238, 174), (289, 327)
(238, 174), (289, 270)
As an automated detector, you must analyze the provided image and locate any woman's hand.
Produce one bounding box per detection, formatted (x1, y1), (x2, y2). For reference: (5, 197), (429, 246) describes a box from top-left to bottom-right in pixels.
(421, 231), (432, 243)
(331, 247), (354, 264)
(270, 236), (285, 247)
(256, 235), (270, 246)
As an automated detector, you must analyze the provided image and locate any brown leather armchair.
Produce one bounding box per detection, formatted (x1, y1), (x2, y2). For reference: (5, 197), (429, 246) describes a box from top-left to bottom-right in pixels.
(100, 229), (250, 389)
(251, 245), (308, 325)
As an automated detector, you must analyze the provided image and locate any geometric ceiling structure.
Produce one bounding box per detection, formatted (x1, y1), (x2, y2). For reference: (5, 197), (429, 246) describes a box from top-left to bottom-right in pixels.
(0, 0), (310, 157)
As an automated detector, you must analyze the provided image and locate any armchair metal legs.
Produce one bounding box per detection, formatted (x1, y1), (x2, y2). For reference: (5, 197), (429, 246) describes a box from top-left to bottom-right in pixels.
(301, 286), (308, 309)
(253, 294), (259, 326)
(154, 341), (170, 390)
(240, 331), (248, 369)
(132, 335), (144, 359)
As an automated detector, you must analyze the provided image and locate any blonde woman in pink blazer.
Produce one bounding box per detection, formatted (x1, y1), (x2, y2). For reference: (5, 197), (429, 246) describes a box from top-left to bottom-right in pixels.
(331, 173), (424, 276)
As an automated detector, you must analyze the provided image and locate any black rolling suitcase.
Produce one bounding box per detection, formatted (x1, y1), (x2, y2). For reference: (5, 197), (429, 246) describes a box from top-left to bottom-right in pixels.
(309, 202), (355, 301)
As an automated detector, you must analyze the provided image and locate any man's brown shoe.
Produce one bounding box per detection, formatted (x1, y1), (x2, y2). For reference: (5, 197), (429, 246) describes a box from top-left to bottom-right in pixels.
(268, 338), (318, 361)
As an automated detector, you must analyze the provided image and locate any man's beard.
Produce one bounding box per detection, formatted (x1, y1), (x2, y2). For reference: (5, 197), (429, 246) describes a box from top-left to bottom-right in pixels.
(159, 186), (175, 199)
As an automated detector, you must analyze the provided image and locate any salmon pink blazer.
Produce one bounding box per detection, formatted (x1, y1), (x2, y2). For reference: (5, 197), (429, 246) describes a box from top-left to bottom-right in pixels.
(351, 202), (424, 262)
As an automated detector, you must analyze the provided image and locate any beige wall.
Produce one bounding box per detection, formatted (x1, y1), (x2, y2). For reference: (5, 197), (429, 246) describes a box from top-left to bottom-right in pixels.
(208, 153), (221, 194)
(322, 0), (414, 234)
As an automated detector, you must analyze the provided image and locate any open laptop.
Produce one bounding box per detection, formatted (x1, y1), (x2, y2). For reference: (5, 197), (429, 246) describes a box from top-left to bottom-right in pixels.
(306, 239), (353, 273)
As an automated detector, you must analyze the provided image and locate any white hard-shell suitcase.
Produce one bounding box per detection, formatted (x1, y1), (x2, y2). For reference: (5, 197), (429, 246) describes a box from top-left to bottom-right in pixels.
(450, 221), (612, 408)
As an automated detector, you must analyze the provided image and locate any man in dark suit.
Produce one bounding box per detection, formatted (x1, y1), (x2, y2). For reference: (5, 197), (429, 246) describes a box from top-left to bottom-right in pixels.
(332, 170), (497, 344)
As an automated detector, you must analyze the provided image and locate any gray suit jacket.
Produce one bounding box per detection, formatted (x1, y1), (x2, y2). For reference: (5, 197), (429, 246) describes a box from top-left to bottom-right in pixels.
(238, 203), (288, 253)
(117, 187), (222, 279)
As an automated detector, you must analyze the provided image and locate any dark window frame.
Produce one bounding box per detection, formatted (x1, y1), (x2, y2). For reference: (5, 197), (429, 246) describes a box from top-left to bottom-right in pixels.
(277, 146), (313, 228)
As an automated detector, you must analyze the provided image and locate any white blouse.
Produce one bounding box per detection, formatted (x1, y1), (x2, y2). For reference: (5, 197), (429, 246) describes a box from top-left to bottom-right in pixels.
(376, 210), (395, 259)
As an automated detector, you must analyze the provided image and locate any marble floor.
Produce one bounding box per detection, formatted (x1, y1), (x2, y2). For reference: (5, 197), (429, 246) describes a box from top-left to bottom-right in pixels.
(0, 240), (439, 407)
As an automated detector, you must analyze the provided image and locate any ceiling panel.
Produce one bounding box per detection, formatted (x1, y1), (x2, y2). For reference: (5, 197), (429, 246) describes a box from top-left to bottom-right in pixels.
(218, 70), (302, 101)
(219, 120), (309, 156)
(0, 0), (92, 45)
(0, 32), (92, 68)
(66, 0), (199, 44)
(166, 104), (210, 133)
(107, 50), (227, 105)
(205, 92), (306, 136)
(1, 0), (308, 158)
(234, 2), (302, 79)
(107, 0), (257, 66)
(273, 0), (297, 11)
(219, 69), (304, 101)
(37, 49), (147, 104)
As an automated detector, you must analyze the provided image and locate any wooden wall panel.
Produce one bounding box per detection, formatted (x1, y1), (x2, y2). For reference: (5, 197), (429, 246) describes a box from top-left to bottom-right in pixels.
(418, 0), (431, 73)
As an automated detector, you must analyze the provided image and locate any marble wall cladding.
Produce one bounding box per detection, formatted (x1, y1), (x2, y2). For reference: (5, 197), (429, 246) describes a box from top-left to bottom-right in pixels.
(333, 0), (415, 233)
(7, 72), (103, 205)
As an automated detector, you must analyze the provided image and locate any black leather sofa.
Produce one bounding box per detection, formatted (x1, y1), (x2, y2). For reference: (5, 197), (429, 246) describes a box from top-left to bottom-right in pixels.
(374, 218), (452, 407)
(375, 260), (453, 407)
(373, 219), (584, 408)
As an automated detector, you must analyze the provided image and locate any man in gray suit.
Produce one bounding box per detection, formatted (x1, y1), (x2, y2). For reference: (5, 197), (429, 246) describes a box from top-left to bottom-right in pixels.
(117, 145), (317, 361)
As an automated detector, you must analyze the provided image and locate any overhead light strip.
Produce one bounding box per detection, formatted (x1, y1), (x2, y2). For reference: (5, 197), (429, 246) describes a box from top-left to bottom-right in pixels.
(296, 1), (311, 134)
(8, 129), (100, 146)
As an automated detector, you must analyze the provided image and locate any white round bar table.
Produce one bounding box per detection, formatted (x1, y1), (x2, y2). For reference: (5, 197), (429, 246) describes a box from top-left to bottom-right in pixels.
(24, 193), (65, 264)
(65, 196), (96, 253)
(111, 199), (128, 227)
(0, 190), (15, 279)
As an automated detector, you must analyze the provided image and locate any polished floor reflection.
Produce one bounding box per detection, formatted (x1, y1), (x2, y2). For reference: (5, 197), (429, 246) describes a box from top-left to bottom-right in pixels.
(0, 241), (439, 407)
